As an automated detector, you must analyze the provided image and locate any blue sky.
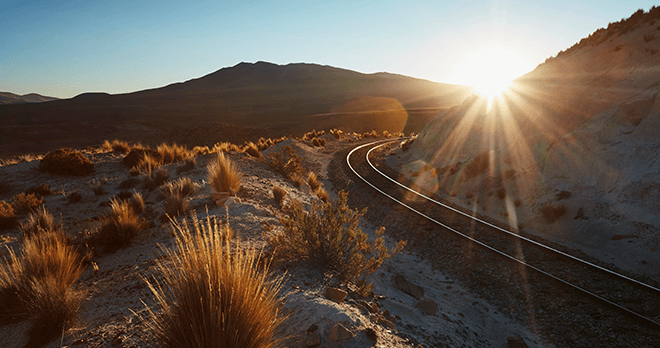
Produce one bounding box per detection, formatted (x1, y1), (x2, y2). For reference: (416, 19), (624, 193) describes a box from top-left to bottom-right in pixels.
(1, 0), (656, 98)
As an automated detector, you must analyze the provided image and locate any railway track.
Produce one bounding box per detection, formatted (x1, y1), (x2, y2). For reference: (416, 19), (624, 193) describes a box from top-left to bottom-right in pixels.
(336, 138), (660, 347)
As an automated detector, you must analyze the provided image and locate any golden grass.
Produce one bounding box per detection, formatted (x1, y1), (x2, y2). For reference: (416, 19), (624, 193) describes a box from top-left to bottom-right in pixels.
(208, 153), (241, 193)
(0, 201), (18, 230)
(266, 146), (304, 183)
(0, 231), (84, 345)
(315, 187), (329, 203)
(244, 142), (261, 158)
(11, 192), (43, 214)
(102, 139), (132, 153)
(306, 172), (321, 191)
(176, 157), (197, 174)
(20, 206), (62, 238)
(272, 186), (287, 206)
(98, 199), (145, 252)
(130, 192), (145, 215)
(162, 177), (197, 198)
(143, 215), (281, 348)
(165, 194), (188, 217)
(157, 143), (192, 164)
(143, 167), (169, 191)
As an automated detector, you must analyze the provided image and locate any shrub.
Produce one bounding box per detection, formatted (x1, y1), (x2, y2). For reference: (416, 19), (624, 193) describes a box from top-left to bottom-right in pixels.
(208, 153), (241, 193)
(157, 143), (192, 165)
(26, 183), (56, 197)
(315, 187), (330, 203)
(266, 146), (304, 181)
(102, 139), (132, 153)
(272, 186), (287, 206)
(540, 204), (567, 224)
(20, 206), (62, 238)
(176, 158), (196, 174)
(143, 167), (169, 191)
(142, 215), (278, 348)
(163, 177), (197, 198)
(271, 190), (405, 290)
(165, 194), (188, 217)
(0, 201), (18, 230)
(11, 193), (43, 214)
(39, 148), (93, 176)
(67, 191), (82, 204)
(123, 148), (162, 168)
(291, 174), (305, 188)
(244, 142), (261, 158)
(0, 231), (84, 344)
(134, 154), (163, 176)
(97, 199), (145, 252)
(307, 172), (321, 191)
(129, 192), (145, 215)
(312, 138), (320, 147)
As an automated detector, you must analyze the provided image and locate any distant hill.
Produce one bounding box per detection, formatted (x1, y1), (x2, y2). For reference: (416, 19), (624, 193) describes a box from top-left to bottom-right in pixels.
(406, 7), (660, 277)
(0, 61), (470, 157)
(0, 92), (57, 105)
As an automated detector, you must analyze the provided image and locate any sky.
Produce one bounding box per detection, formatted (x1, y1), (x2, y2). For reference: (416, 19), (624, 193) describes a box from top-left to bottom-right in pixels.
(1, 0), (657, 98)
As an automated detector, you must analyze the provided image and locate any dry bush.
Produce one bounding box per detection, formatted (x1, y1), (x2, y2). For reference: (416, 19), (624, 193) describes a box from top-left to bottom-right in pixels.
(208, 153), (241, 193)
(157, 143), (192, 165)
(266, 146), (304, 182)
(11, 193), (43, 215)
(20, 206), (62, 238)
(163, 177), (196, 198)
(165, 194), (188, 217)
(291, 175), (305, 188)
(26, 183), (56, 197)
(97, 199), (145, 252)
(123, 148), (162, 168)
(0, 231), (84, 344)
(540, 204), (567, 224)
(244, 142), (261, 158)
(272, 190), (405, 290)
(130, 192), (145, 215)
(307, 172), (321, 191)
(143, 167), (169, 191)
(102, 139), (132, 153)
(272, 186), (287, 206)
(0, 201), (18, 230)
(312, 138), (320, 147)
(191, 146), (211, 156)
(135, 154), (163, 176)
(142, 215), (279, 348)
(318, 138), (326, 147)
(39, 149), (94, 176)
(212, 142), (242, 153)
(176, 157), (196, 174)
(315, 187), (330, 203)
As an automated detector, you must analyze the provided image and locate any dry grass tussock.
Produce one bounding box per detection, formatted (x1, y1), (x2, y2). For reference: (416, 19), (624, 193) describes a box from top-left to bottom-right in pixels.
(266, 146), (304, 182)
(97, 199), (145, 252)
(306, 171), (321, 191)
(157, 143), (193, 165)
(315, 187), (330, 203)
(20, 206), (62, 238)
(0, 231), (84, 346)
(0, 201), (18, 230)
(272, 190), (405, 292)
(165, 194), (188, 217)
(11, 192), (43, 215)
(211, 142), (242, 153)
(39, 148), (94, 176)
(176, 157), (196, 174)
(272, 186), (287, 206)
(141, 215), (282, 348)
(243, 142), (261, 158)
(208, 153), (241, 193)
(101, 139), (133, 153)
(162, 177), (196, 198)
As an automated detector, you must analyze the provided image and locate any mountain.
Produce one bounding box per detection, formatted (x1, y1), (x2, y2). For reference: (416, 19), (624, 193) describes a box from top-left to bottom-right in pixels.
(404, 7), (660, 278)
(0, 92), (57, 105)
(0, 62), (470, 157)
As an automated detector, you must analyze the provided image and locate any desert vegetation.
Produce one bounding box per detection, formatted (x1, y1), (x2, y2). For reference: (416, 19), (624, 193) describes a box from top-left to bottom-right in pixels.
(272, 185), (287, 206)
(208, 153), (241, 193)
(266, 146), (305, 182)
(39, 148), (94, 176)
(97, 198), (146, 252)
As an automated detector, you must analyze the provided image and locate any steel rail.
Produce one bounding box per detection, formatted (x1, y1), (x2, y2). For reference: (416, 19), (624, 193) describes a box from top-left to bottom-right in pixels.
(347, 139), (660, 330)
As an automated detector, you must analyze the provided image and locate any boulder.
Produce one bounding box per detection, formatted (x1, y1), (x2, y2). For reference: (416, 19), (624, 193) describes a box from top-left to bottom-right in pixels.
(416, 297), (438, 316)
(305, 332), (321, 347)
(392, 274), (424, 299)
(324, 287), (347, 304)
(328, 323), (353, 342)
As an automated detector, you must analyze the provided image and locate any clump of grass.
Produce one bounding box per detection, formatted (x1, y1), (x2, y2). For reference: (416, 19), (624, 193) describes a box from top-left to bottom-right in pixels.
(11, 192), (43, 214)
(97, 199), (145, 252)
(142, 215), (278, 348)
(244, 142), (262, 158)
(212, 142), (242, 153)
(266, 146), (304, 182)
(271, 190), (405, 291)
(540, 204), (567, 224)
(102, 139), (132, 153)
(20, 206), (62, 238)
(0, 231), (84, 344)
(272, 186), (287, 206)
(176, 157), (196, 174)
(312, 138), (321, 147)
(307, 172), (321, 191)
(208, 153), (241, 193)
(129, 192), (145, 215)
(26, 183), (56, 197)
(291, 175), (305, 188)
(134, 154), (163, 176)
(162, 177), (196, 198)
(39, 148), (94, 176)
(315, 187), (330, 203)
(0, 201), (18, 230)
(143, 167), (169, 191)
(165, 194), (188, 217)
(157, 143), (192, 165)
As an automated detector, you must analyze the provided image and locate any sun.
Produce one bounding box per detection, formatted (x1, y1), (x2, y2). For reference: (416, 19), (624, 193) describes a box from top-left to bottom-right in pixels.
(451, 44), (533, 101)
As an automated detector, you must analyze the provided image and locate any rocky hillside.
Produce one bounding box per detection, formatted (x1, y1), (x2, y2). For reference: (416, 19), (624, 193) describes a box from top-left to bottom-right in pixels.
(402, 7), (660, 279)
(0, 92), (57, 105)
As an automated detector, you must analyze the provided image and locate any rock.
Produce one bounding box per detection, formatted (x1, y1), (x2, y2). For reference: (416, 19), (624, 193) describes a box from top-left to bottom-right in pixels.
(307, 324), (318, 334)
(224, 197), (238, 207)
(507, 336), (529, 348)
(305, 332), (321, 347)
(301, 182), (313, 195)
(369, 301), (380, 314)
(372, 315), (396, 329)
(392, 274), (424, 299)
(324, 287), (347, 304)
(416, 298), (438, 316)
(364, 327), (378, 343)
(328, 323), (353, 341)
(383, 309), (390, 317)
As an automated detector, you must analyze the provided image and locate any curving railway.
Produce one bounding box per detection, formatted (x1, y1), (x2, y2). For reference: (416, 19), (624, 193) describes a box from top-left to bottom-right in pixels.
(333, 138), (660, 347)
